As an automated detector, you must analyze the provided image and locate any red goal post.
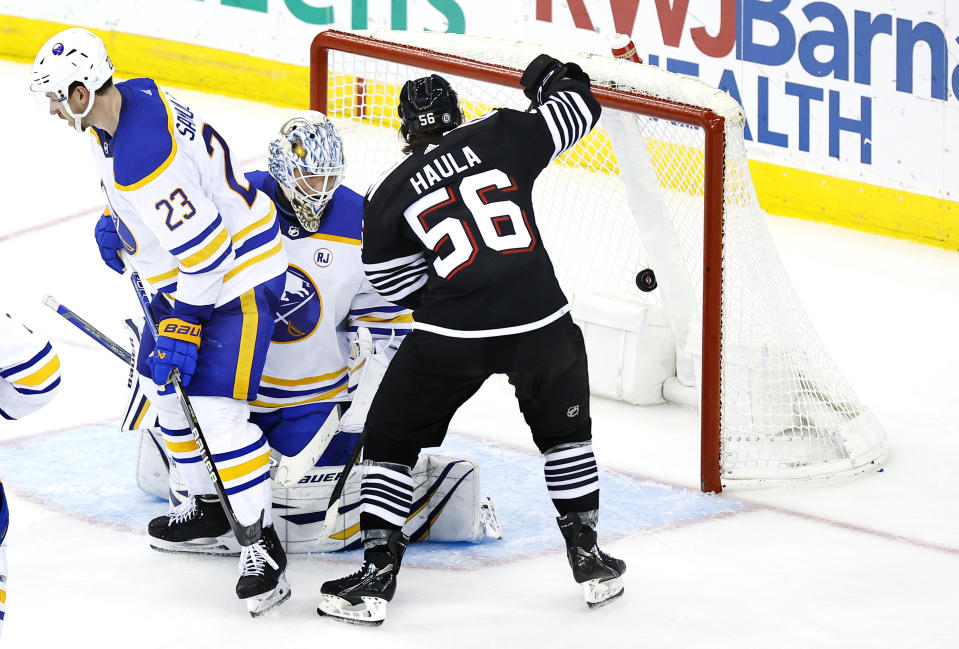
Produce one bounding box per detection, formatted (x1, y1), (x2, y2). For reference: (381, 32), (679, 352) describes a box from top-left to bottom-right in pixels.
(308, 29), (886, 493)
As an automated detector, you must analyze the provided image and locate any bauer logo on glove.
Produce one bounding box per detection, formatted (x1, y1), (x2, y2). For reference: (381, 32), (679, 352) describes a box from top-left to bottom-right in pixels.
(160, 320), (202, 346)
(149, 317), (202, 388)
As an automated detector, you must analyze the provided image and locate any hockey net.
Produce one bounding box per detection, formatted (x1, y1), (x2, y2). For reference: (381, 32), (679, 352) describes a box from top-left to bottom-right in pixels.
(309, 30), (886, 491)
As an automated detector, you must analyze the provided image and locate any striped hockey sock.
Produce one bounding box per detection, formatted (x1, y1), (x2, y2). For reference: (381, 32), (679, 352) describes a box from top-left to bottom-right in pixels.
(359, 461), (413, 529)
(544, 441), (600, 514)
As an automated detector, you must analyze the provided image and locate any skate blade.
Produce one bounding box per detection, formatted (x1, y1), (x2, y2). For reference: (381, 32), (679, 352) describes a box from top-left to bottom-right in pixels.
(317, 594), (388, 626)
(245, 573), (292, 617)
(149, 535), (241, 557)
(584, 576), (624, 609)
(480, 497), (503, 540)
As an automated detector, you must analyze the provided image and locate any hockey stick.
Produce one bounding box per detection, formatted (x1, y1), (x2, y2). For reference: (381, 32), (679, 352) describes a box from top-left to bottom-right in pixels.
(320, 428), (366, 538)
(129, 272), (264, 546)
(273, 404), (341, 488)
(42, 295), (134, 366)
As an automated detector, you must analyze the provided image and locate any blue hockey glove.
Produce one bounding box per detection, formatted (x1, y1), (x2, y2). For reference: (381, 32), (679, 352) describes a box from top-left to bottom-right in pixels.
(94, 212), (125, 274)
(149, 317), (201, 392)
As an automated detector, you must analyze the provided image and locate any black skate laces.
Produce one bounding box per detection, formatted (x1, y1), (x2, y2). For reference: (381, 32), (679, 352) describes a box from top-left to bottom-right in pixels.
(239, 542), (279, 576)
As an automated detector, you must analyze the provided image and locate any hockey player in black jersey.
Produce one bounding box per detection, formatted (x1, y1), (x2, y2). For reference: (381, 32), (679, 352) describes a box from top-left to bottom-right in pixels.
(316, 55), (626, 626)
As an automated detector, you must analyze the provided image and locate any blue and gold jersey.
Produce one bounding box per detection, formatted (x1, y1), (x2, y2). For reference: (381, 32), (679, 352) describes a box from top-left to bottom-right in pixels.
(245, 172), (411, 411)
(89, 79), (286, 315)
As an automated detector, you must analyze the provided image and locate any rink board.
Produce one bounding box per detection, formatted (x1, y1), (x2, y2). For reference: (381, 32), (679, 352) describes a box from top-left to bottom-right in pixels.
(0, 425), (742, 568)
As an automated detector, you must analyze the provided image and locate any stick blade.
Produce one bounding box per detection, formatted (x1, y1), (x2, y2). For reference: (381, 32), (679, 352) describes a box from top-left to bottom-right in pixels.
(320, 498), (341, 539)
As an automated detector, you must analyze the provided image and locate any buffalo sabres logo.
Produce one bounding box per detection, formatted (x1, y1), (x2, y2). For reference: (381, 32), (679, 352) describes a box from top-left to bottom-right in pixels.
(272, 265), (322, 343)
(114, 216), (138, 255)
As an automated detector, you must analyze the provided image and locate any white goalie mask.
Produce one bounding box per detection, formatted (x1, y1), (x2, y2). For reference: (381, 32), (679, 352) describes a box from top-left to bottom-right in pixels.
(30, 28), (114, 133)
(268, 111), (345, 232)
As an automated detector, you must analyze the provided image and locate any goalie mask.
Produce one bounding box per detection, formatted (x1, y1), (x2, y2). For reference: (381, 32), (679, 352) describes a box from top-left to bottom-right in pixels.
(30, 28), (114, 133)
(398, 74), (463, 141)
(268, 111), (345, 232)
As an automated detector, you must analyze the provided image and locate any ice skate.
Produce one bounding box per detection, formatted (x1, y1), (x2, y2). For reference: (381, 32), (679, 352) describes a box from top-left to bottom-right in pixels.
(557, 510), (626, 609)
(236, 524), (291, 617)
(148, 495), (240, 556)
(317, 530), (408, 626)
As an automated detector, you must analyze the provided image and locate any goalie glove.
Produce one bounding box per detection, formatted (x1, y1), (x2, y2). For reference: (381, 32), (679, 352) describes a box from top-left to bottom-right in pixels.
(339, 328), (399, 433)
(521, 54), (592, 108)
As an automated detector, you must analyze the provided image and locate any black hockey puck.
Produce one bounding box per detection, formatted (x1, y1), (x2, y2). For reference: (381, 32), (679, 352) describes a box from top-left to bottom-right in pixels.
(636, 268), (657, 292)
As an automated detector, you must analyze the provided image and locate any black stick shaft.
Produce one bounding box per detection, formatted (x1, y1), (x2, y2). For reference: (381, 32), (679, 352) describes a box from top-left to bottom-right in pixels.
(43, 295), (133, 366)
(327, 428), (366, 510)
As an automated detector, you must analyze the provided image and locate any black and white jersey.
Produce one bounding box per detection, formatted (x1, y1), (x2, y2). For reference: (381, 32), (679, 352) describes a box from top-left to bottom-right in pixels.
(362, 78), (601, 338)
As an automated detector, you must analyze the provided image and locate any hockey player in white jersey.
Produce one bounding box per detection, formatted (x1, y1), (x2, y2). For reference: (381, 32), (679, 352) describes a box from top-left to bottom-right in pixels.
(31, 28), (290, 615)
(0, 312), (63, 637)
(131, 112), (500, 555)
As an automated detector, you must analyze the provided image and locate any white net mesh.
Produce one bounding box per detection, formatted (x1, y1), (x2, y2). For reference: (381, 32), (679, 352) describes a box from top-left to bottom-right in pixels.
(317, 31), (886, 487)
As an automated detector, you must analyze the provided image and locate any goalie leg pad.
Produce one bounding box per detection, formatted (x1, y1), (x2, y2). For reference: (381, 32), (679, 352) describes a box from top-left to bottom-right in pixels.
(272, 453), (501, 553)
(255, 402), (350, 488)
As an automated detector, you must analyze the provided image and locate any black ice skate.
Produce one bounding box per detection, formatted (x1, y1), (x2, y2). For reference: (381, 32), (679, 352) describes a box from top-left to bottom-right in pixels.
(557, 510), (626, 609)
(148, 495), (239, 556)
(236, 524), (291, 617)
(316, 529), (409, 626)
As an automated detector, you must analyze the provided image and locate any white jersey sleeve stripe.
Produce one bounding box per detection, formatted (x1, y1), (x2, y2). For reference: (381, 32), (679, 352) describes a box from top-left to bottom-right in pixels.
(538, 104), (565, 161)
(363, 251), (425, 272)
(377, 274), (428, 302)
(545, 102), (572, 152)
(538, 90), (595, 161)
(554, 92), (588, 144)
(367, 264), (428, 293)
(550, 95), (578, 142)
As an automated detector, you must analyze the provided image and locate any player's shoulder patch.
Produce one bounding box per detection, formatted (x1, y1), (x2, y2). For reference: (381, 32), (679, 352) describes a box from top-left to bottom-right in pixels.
(316, 185), (363, 243)
(112, 79), (177, 191)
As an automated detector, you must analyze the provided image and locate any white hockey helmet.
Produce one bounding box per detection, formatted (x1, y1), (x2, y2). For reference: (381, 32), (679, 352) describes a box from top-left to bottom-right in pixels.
(268, 111), (345, 232)
(30, 28), (114, 132)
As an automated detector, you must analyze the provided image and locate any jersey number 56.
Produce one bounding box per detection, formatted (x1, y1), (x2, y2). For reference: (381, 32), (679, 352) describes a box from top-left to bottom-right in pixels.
(403, 169), (535, 279)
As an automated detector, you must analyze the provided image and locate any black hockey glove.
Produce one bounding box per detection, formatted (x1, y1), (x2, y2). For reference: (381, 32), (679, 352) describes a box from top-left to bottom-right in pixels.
(521, 54), (592, 107)
(561, 61), (591, 87)
(521, 54), (565, 106)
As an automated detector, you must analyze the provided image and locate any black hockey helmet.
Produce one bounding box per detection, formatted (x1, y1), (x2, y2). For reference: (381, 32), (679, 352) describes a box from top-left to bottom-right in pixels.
(397, 74), (463, 141)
